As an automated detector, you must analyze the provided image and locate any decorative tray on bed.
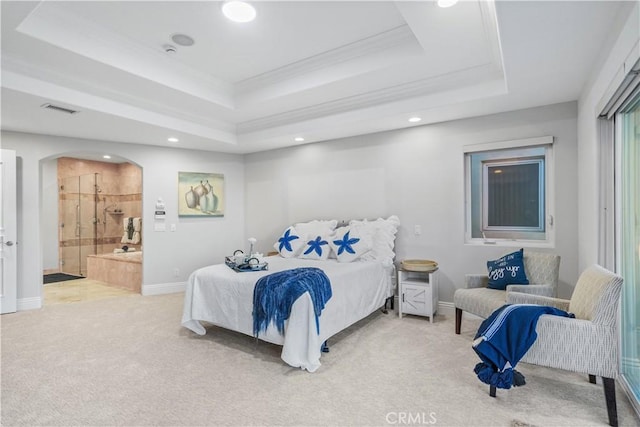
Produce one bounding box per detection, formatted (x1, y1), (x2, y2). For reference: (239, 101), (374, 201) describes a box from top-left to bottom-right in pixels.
(225, 256), (268, 273)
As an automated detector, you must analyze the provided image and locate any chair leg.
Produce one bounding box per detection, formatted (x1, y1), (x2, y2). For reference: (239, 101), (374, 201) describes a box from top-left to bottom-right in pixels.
(489, 385), (496, 397)
(589, 374), (597, 384)
(603, 377), (617, 427)
(455, 308), (462, 334)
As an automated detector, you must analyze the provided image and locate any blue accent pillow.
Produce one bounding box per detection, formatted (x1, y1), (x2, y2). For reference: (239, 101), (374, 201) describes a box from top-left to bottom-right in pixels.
(328, 227), (373, 263)
(486, 249), (529, 290)
(299, 235), (331, 260)
(273, 226), (305, 258)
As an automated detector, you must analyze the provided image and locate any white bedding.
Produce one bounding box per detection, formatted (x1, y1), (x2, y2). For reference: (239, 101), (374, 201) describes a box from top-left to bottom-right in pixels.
(181, 256), (392, 372)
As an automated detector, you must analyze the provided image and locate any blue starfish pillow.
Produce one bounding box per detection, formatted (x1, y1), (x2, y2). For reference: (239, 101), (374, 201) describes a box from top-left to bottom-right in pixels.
(329, 227), (373, 263)
(298, 234), (332, 261)
(273, 226), (306, 258)
(486, 248), (529, 290)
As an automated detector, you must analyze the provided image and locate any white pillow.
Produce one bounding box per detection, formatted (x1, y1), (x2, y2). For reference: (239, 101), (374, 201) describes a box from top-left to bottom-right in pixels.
(329, 226), (373, 263)
(298, 234), (332, 261)
(294, 220), (338, 238)
(273, 226), (306, 258)
(349, 215), (400, 264)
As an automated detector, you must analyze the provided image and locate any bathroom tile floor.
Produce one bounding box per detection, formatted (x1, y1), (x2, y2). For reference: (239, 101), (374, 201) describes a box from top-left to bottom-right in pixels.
(44, 278), (137, 305)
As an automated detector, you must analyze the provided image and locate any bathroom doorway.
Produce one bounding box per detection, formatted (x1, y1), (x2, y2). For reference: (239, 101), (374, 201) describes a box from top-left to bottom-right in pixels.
(43, 156), (143, 301)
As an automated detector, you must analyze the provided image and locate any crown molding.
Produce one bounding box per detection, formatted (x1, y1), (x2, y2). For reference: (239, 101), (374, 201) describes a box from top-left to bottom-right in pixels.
(16, 2), (235, 109)
(2, 70), (237, 145)
(237, 63), (503, 134)
(2, 55), (236, 133)
(235, 25), (417, 95)
(478, 0), (505, 75)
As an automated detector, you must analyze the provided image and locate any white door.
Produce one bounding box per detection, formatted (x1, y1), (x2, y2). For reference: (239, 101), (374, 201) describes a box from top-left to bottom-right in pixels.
(1, 149), (17, 314)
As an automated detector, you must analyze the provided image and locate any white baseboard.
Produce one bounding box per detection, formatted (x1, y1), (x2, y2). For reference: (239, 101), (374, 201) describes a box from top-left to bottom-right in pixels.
(392, 299), (478, 320)
(438, 301), (455, 316)
(17, 297), (42, 311)
(141, 281), (186, 296)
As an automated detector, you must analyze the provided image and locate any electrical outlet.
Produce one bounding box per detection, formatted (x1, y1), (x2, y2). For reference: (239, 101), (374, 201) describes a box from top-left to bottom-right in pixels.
(414, 225), (422, 236)
(170, 223), (176, 232)
(173, 268), (179, 277)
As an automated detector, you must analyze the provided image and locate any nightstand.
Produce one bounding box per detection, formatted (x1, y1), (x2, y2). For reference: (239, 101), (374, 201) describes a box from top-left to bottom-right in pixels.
(398, 268), (438, 322)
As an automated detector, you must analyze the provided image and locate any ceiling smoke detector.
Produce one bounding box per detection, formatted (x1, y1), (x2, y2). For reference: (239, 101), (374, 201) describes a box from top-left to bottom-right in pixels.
(163, 44), (177, 54)
(40, 103), (79, 115)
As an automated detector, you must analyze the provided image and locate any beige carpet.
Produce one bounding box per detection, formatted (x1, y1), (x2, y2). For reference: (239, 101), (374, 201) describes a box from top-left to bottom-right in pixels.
(1, 293), (637, 426)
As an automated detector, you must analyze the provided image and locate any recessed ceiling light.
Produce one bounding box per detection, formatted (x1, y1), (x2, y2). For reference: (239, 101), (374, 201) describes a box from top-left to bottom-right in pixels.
(168, 137), (179, 143)
(294, 137), (305, 142)
(408, 117), (422, 123)
(171, 33), (195, 47)
(437, 0), (458, 8)
(222, 1), (256, 23)
(103, 155), (111, 159)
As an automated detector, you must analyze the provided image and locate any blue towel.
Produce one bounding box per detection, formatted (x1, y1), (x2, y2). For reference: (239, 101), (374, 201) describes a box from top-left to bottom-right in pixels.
(473, 304), (574, 389)
(253, 267), (332, 337)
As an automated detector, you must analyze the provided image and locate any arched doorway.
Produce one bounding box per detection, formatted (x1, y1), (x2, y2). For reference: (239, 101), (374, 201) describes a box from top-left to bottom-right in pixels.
(41, 153), (143, 304)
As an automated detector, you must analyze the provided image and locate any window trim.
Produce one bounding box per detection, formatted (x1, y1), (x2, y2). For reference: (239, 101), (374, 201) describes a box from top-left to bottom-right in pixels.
(464, 136), (555, 248)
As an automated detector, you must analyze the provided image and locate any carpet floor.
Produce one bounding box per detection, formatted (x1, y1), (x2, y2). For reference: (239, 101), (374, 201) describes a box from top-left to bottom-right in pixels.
(1, 293), (637, 426)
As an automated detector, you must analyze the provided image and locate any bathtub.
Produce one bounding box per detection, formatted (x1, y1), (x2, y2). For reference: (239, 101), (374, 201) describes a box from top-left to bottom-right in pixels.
(87, 251), (142, 292)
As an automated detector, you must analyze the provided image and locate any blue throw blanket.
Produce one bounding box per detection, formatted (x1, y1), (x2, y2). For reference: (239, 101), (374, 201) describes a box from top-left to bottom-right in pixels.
(253, 267), (332, 337)
(473, 304), (574, 389)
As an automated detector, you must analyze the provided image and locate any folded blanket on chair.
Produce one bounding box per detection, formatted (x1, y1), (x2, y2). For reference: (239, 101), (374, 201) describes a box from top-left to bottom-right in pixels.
(473, 304), (574, 389)
(253, 267), (332, 337)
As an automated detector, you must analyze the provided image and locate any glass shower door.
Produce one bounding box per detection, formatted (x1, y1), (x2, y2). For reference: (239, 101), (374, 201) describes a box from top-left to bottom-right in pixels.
(59, 175), (81, 276)
(59, 173), (103, 276)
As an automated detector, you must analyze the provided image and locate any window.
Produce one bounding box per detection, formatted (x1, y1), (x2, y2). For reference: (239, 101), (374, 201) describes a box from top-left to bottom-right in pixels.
(464, 137), (554, 245)
(615, 89), (640, 403)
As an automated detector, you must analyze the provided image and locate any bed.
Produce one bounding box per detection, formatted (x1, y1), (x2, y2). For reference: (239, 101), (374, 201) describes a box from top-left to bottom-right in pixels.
(181, 216), (399, 372)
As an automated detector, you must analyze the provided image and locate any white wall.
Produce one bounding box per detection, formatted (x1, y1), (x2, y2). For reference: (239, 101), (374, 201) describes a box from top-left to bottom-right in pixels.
(577, 2), (640, 273)
(2, 131), (245, 304)
(245, 102), (580, 301)
(41, 159), (58, 271)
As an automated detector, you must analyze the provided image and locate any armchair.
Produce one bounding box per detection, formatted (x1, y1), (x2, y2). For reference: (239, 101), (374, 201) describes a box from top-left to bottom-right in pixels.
(454, 251), (560, 334)
(505, 264), (623, 427)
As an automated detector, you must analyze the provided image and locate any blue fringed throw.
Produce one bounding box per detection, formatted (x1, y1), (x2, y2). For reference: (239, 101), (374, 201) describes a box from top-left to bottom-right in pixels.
(253, 267), (332, 337)
(473, 304), (574, 389)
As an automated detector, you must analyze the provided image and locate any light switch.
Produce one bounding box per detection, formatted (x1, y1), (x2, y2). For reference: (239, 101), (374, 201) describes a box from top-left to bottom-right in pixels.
(170, 223), (177, 232)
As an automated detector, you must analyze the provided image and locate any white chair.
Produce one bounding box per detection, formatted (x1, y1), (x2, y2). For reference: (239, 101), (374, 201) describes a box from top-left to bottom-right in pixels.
(454, 251), (561, 334)
(506, 264), (623, 427)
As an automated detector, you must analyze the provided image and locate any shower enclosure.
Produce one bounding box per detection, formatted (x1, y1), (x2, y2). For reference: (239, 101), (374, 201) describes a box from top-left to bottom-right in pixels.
(59, 173), (104, 276)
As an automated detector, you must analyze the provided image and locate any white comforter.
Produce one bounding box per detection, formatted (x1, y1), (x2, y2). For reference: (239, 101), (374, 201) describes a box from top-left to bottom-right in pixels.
(181, 256), (391, 372)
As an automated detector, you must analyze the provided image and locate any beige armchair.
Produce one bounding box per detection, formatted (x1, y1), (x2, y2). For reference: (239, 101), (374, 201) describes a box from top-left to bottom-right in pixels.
(505, 264), (623, 427)
(454, 251), (560, 334)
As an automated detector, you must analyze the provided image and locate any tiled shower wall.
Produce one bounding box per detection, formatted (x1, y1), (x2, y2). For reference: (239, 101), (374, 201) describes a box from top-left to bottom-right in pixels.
(57, 157), (142, 275)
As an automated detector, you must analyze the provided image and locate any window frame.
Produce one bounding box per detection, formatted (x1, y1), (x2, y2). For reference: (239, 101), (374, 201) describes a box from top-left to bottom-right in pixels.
(464, 136), (555, 247)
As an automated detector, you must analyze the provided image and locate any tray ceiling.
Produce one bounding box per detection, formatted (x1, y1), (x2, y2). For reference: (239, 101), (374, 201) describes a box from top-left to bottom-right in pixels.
(0, 1), (629, 153)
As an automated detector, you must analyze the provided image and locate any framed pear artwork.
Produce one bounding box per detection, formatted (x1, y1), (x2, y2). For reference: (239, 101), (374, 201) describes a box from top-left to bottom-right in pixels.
(178, 172), (225, 217)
